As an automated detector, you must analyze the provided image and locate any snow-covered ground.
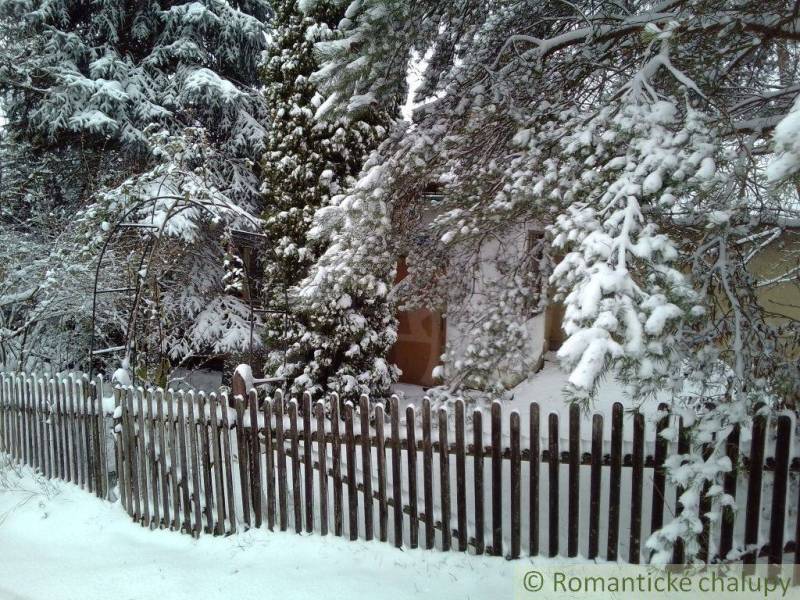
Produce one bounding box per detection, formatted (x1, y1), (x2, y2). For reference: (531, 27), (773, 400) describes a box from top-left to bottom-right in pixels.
(0, 459), (561, 600)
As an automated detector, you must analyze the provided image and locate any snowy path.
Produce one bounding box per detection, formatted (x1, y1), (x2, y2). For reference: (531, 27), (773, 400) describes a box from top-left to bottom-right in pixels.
(0, 461), (539, 600)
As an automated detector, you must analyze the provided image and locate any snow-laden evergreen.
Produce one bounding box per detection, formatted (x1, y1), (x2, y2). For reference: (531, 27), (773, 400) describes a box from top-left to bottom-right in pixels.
(0, 1), (271, 377)
(304, 0), (800, 563)
(259, 0), (392, 400)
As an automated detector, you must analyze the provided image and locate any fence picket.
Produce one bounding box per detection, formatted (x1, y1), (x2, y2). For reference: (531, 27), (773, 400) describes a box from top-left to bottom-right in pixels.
(455, 400), (467, 552)
(331, 396), (343, 537)
(220, 392), (236, 534)
(186, 392), (204, 536)
(263, 397), (276, 531)
(607, 403), (623, 561)
(391, 396), (403, 548)
(275, 390), (289, 532)
(345, 402), (358, 541)
(176, 391), (192, 533)
(246, 390), (261, 531)
(510, 411), (521, 559)
(473, 408), (484, 555)
(742, 415), (767, 564)
(146, 389), (161, 528)
(376, 403), (388, 543)
(289, 400), (303, 534)
(316, 401), (329, 536)
(303, 393), (314, 534)
(359, 395), (374, 541)
(491, 402), (502, 556)
(439, 407), (451, 552)
(124, 388), (140, 519)
(719, 424), (740, 560)
(769, 416), (792, 573)
(650, 404), (669, 550)
(166, 389), (181, 530)
(406, 405), (419, 549)
(588, 414), (603, 560)
(568, 403), (579, 558)
(629, 411), (644, 564)
(157, 389), (170, 527)
(672, 415), (689, 564)
(208, 393), (227, 535)
(548, 413), (559, 558)
(529, 403), (539, 557)
(236, 395), (251, 529)
(422, 398), (434, 549)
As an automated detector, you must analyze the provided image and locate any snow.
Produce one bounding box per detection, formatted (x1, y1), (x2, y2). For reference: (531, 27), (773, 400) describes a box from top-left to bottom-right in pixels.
(0, 461), (534, 600)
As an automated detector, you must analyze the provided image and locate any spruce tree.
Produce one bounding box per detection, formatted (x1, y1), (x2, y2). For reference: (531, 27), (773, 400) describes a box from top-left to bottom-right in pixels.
(259, 0), (391, 401)
(0, 1), (271, 373)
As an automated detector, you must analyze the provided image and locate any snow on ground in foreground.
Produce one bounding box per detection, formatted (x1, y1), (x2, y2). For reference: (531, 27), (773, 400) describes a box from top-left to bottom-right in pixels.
(0, 461), (567, 600)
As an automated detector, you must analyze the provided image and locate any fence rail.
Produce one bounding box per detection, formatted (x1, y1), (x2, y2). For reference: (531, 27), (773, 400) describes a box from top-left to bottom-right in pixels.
(0, 367), (798, 567)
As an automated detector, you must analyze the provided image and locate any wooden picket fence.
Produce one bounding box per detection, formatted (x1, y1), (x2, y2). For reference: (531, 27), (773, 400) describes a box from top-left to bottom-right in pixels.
(0, 371), (110, 498)
(1, 367), (798, 567)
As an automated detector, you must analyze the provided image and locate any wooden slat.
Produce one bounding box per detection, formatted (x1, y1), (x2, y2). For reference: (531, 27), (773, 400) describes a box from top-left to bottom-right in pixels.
(473, 408), (484, 555)
(439, 406), (451, 552)
(235, 395), (251, 529)
(316, 400), (329, 536)
(548, 412), (559, 558)
(529, 402), (540, 556)
(209, 393), (227, 534)
(672, 415), (689, 564)
(31, 377), (40, 472)
(186, 392), (203, 536)
(289, 400), (303, 534)
(60, 378), (70, 481)
(275, 390), (289, 531)
(588, 414), (603, 560)
(124, 388), (140, 520)
(345, 402), (358, 541)
(81, 380), (92, 492)
(176, 392), (192, 533)
(391, 396), (403, 548)
(49, 379), (61, 481)
(69, 377), (80, 484)
(698, 440), (713, 563)
(491, 402), (502, 556)
(568, 403), (579, 557)
(198, 393), (215, 533)
(607, 402), (622, 561)
(455, 399), (467, 552)
(406, 405), (419, 549)
(650, 404), (669, 548)
(331, 396), (343, 537)
(146, 389), (161, 528)
(510, 410), (521, 559)
(112, 387), (127, 511)
(166, 389), (181, 530)
(247, 390), (262, 529)
(263, 397), (276, 530)
(303, 393), (314, 533)
(768, 415), (791, 572)
(422, 398), (434, 549)
(375, 403), (388, 542)
(157, 389), (170, 528)
(136, 387), (151, 527)
(629, 411), (644, 564)
(359, 395), (374, 541)
(220, 392), (237, 534)
(718, 424), (740, 560)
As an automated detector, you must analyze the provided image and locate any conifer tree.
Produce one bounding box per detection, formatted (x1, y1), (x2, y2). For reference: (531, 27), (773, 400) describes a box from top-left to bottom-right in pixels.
(259, 0), (391, 400)
(0, 1), (272, 372)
